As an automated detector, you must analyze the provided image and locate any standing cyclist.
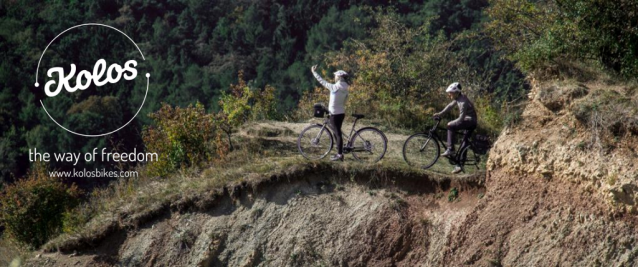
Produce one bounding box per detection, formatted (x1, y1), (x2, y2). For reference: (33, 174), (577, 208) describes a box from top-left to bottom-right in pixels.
(311, 65), (349, 161)
(433, 82), (477, 174)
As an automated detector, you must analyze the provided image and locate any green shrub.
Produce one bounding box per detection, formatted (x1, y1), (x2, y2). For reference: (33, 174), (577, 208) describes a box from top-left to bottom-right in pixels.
(143, 102), (228, 177)
(251, 85), (279, 121)
(0, 164), (80, 249)
(486, 0), (638, 78)
(473, 95), (504, 137)
(61, 205), (93, 235)
(217, 71), (281, 149)
(501, 100), (526, 128)
(448, 187), (459, 202)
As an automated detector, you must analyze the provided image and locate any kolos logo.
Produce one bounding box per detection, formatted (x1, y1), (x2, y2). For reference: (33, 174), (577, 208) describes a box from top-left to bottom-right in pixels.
(35, 23), (150, 137)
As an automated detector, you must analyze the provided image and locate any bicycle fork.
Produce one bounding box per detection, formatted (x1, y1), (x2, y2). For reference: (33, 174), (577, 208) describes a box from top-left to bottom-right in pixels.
(311, 124), (329, 146)
(420, 136), (433, 152)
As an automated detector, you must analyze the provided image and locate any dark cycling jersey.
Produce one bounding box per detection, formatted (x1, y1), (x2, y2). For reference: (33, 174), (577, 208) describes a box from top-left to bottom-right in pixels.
(438, 93), (477, 125)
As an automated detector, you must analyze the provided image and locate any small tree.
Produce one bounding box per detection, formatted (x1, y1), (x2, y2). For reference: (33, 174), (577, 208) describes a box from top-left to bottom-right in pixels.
(143, 102), (228, 177)
(218, 71), (279, 149)
(252, 84), (278, 121)
(218, 71), (253, 150)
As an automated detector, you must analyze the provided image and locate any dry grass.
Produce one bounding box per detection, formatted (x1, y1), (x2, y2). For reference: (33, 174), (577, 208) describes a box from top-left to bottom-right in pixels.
(566, 80), (638, 153)
(0, 237), (27, 266)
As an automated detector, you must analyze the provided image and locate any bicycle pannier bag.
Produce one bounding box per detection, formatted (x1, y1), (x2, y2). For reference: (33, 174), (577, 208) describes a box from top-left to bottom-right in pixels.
(472, 134), (492, 155)
(313, 103), (326, 118)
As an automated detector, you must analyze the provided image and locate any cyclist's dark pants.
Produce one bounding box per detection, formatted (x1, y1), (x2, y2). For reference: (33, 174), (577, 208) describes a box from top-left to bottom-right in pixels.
(447, 120), (477, 151)
(330, 113), (345, 154)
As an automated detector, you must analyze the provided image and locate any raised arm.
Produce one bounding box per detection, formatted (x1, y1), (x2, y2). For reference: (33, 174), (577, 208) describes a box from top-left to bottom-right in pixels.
(311, 65), (338, 92)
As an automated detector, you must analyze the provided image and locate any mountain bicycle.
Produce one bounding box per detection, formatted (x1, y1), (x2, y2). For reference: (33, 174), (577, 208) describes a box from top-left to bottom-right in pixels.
(402, 117), (485, 173)
(298, 105), (388, 163)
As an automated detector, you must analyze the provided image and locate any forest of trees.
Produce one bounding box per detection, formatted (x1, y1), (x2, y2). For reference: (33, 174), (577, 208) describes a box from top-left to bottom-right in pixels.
(0, 0), (528, 184)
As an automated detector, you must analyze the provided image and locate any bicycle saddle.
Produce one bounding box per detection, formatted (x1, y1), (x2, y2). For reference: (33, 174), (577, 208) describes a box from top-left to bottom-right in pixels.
(352, 114), (365, 119)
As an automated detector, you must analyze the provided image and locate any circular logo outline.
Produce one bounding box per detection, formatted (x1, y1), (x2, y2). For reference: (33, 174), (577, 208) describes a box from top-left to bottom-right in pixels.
(35, 23), (150, 138)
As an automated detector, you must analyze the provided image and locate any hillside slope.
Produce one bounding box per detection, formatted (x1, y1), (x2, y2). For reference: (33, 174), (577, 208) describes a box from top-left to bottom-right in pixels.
(23, 79), (638, 266)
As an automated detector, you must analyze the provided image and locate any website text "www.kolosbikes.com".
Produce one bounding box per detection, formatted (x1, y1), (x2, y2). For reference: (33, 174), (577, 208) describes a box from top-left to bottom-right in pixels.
(49, 168), (138, 178)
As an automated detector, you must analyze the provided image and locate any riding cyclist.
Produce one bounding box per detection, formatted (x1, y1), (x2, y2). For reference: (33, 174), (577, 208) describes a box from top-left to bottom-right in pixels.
(433, 82), (478, 174)
(311, 65), (349, 161)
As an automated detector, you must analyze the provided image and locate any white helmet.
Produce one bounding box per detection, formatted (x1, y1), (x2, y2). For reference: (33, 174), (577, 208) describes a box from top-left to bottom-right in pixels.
(334, 70), (348, 77)
(445, 82), (462, 93)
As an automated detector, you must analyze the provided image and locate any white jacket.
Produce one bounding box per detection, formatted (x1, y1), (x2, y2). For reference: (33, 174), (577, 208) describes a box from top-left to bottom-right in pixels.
(312, 70), (349, 115)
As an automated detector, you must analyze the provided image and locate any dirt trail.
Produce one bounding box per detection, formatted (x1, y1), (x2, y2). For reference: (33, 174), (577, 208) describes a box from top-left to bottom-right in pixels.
(240, 120), (481, 174)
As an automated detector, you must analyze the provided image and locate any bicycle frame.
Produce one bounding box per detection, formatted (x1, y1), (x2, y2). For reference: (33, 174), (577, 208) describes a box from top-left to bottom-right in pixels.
(427, 118), (473, 166)
(314, 114), (366, 153)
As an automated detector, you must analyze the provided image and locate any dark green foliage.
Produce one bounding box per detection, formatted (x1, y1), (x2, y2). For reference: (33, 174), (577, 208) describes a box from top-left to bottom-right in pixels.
(420, 0), (488, 36)
(0, 0), (527, 182)
(486, 0), (638, 78)
(0, 126), (22, 181)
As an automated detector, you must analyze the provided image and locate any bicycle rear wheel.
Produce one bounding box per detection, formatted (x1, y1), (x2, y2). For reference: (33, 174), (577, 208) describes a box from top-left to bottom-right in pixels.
(459, 146), (481, 173)
(350, 127), (387, 163)
(402, 133), (440, 169)
(298, 124), (333, 160)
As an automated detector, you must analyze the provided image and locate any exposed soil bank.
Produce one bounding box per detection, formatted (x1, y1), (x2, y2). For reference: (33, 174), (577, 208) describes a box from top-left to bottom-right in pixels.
(443, 169), (638, 266)
(23, 163), (638, 267)
(26, 166), (485, 266)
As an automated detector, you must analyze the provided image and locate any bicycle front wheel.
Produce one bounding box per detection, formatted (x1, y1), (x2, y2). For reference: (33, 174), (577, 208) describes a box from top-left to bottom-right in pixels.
(350, 127), (387, 163)
(402, 133), (440, 169)
(298, 124), (334, 160)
